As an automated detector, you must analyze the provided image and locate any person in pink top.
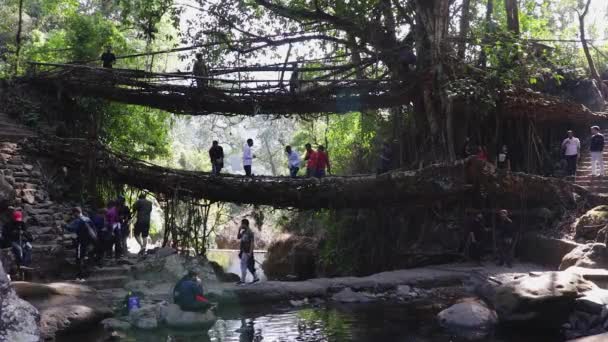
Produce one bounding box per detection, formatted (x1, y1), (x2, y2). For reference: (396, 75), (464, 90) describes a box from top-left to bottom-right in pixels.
(105, 201), (122, 259)
(315, 145), (331, 178)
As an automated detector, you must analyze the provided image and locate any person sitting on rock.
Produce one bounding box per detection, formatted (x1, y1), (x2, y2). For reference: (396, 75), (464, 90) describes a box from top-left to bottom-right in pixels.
(4, 210), (33, 268)
(65, 207), (97, 280)
(173, 270), (211, 312)
(496, 209), (516, 268)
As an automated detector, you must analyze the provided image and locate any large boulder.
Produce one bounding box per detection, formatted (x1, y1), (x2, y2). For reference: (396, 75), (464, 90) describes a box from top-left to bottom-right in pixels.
(133, 253), (217, 284)
(129, 304), (160, 330)
(13, 282), (112, 340)
(573, 206), (608, 240)
(560, 244), (608, 271)
(263, 234), (318, 280)
(0, 260), (40, 342)
(159, 303), (217, 329)
(437, 298), (498, 341)
(0, 174), (16, 205)
(493, 271), (595, 325)
(517, 233), (579, 268)
(41, 304), (112, 339)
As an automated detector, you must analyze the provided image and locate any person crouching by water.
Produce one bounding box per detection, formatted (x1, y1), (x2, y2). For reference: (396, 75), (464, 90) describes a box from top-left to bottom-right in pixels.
(173, 270), (211, 312)
(237, 219), (259, 285)
(496, 209), (516, 268)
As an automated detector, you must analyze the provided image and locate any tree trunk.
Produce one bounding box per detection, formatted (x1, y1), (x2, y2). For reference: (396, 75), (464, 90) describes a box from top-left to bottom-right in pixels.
(504, 0), (520, 35)
(261, 134), (278, 176)
(479, 0), (494, 68)
(579, 0), (608, 98)
(457, 0), (471, 60)
(14, 0), (24, 75)
(413, 0), (452, 159)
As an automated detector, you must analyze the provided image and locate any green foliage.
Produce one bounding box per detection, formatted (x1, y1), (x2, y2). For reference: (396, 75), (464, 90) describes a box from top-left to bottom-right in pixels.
(100, 102), (172, 160)
(64, 14), (127, 61)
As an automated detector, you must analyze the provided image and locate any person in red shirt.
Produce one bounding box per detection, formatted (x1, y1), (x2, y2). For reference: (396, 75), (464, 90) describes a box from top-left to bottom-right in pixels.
(315, 145), (331, 178)
(476, 145), (488, 162)
(303, 143), (317, 177)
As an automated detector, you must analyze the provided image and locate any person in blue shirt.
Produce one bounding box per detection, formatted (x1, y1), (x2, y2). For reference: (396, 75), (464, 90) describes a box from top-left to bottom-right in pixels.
(173, 270), (211, 312)
(64, 207), (96, 280)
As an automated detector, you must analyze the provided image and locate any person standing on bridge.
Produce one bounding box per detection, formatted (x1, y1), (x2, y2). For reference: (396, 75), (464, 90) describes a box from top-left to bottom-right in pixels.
(285, 145), (300, 178)
(590, 126), (605, 177)
(561, 130), (580, 177)
(377, 141), (393, 174)
(237, 219), (259, 285)
(496, 145), (511, 171)
(101, 46), (116, 68)
(193, 53), (209, 88)
(315, 145), (331, 178)
(209, 141), (224, 175)
(133, 194), (153, 257)
(289, 63), (300, 95)
(304, 143), (317, 177)
(243, 139), (256, 177)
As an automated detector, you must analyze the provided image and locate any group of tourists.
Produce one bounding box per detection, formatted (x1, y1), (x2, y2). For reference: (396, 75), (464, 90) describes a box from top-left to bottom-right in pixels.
(208, 139), (333, 178)
(560, 126), (605, 177)
(62, 194), (153, 280)
(462, 138), (512, 171)
(463, 209), (516, 267)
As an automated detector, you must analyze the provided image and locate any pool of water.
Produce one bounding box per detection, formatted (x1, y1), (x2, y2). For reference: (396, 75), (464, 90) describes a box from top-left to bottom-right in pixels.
(58, 302), (563, 342)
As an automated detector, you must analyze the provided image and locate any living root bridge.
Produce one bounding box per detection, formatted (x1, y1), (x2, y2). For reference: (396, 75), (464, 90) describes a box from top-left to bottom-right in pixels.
(27, 137), (595, 209)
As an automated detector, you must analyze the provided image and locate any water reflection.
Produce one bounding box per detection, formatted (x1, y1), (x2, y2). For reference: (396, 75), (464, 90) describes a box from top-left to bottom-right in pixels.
(57, 303), (563, 342)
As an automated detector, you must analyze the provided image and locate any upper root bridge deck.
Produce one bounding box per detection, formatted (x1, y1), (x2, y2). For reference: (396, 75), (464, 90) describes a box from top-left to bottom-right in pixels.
(21, 62), (607, 124)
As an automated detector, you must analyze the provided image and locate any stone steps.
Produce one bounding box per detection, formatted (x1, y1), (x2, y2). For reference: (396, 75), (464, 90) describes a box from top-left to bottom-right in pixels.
(82, 276), (131, 290)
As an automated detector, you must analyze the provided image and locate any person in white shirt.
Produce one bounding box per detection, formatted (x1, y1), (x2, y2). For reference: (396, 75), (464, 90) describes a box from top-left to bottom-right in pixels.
(242, 139), (255, 176)
(561, 130), (580, 177)
(285, 145), (300, 178)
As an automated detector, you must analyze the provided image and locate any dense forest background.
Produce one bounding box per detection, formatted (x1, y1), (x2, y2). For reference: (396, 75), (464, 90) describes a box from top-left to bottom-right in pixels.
(2, 0), (608, 276)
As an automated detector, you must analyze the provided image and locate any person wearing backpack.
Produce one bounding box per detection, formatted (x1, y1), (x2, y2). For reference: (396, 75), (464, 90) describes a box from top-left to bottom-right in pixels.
(65, 207), (97, 281)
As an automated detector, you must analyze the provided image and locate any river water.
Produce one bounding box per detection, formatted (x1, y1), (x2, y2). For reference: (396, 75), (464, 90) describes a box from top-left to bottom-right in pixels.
(59, 301), (562, 342)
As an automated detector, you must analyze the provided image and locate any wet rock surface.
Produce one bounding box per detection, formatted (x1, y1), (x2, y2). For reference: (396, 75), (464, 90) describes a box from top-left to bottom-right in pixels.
(573, 206), (608, 240)
(437, 298), (498, 341)
(560, 243), (608, 271)
(0, 259), (40, 342)
(493, 271), (594, 324)
(14, 281), (112, 340)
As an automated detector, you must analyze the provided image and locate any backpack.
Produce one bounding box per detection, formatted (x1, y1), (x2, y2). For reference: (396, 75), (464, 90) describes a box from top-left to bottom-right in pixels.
(82, 220), (98, 243)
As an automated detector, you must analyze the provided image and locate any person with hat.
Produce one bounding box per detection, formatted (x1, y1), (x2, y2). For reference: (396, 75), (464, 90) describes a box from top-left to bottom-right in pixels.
(590, 126), (605, 177)
(4, 210), (33, 268)
(101, 46), (116, 68)
(173, 270), (211, 312)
